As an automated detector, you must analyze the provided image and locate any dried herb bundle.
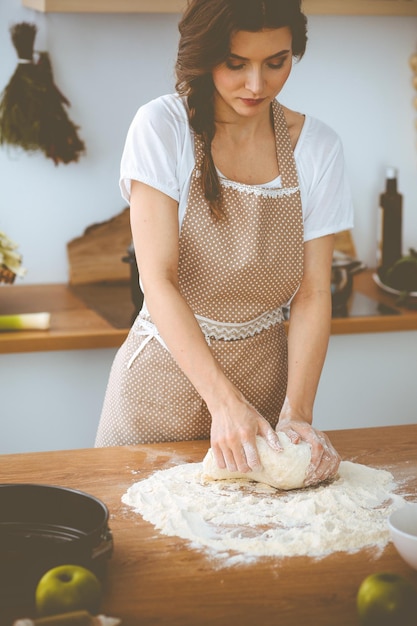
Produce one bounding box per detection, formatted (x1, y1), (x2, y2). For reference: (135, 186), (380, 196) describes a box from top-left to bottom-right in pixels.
(0, 230), (27, 284)
(0, 22), (85, 165)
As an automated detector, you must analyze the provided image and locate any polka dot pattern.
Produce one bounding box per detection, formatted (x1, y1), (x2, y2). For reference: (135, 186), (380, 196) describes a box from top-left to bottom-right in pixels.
(95, 101), (304, 447)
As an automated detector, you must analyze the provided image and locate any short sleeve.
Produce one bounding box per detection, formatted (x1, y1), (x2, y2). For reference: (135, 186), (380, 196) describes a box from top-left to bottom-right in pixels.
(296, 117), (354, 242)
(120, 95), (187, 204)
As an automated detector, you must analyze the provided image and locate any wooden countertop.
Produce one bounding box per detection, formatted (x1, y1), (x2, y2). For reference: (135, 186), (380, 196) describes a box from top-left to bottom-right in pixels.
(1, 270), (417, 354)
(1, 424), (417, 625)
(0, 282), (130, 354)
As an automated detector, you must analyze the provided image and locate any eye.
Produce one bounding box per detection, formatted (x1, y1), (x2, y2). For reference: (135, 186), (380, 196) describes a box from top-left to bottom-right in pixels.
(268, 57), (289, 70)
(225, 59), (245, 71)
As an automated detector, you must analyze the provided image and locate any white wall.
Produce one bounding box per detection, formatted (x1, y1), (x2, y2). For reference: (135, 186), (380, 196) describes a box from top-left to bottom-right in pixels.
(0, 4), (180, 282)
(1, 1), (416, 454)
(1, 4), (416, 277)
(1, 333), (416, 455)
(282, 16), (417, 266)
(0, 349), (116, 453)
(314, 331), (417, 432)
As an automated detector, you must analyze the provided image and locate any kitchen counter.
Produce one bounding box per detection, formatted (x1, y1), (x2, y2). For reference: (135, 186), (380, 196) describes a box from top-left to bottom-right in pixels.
(1, 270), (417, 354)
(0, 282), (130, 354)
(1, 424), (416, 625)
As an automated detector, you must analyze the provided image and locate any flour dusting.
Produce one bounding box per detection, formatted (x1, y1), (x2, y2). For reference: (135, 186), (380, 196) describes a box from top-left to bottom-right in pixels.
(122, 460), (406, 564)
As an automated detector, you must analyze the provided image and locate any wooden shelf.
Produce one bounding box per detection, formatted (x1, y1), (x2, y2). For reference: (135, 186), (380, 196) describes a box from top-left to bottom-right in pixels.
(303, 0), (417, 15)
(21, 0), (417, 15)
(21, 0), (186, 12)
(0, 283), (130, 354)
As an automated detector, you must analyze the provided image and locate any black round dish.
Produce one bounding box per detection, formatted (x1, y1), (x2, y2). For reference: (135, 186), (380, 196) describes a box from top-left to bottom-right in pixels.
(0, 483), (113, 610)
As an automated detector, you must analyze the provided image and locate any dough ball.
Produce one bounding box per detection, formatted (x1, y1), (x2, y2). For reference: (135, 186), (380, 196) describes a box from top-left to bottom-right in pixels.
(202, 432), (311, 490)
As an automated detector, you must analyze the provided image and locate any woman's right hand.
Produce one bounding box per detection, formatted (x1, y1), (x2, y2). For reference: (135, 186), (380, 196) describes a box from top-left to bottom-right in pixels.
(209, 390), (281, 473)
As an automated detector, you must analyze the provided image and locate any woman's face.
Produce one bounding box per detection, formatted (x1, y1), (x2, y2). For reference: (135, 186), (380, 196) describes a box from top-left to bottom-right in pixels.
(212, 27), (293, 120)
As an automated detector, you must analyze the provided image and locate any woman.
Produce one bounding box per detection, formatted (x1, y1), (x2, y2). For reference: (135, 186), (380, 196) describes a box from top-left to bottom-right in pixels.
(95, 0), (353, 487)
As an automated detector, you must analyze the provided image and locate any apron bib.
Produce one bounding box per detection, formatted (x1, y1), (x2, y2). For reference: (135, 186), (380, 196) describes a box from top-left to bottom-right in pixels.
(95, 101), (304, 446)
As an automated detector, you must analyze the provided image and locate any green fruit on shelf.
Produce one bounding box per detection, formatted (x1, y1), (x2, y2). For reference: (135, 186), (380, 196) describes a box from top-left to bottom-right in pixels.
(35, 564), (102, 617)
(356, 571), (417, 626)
(385, 248), (417, 293)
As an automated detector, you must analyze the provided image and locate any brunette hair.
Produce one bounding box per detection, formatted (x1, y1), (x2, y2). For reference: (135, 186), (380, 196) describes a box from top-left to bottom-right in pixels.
(175, 0), (308, 218)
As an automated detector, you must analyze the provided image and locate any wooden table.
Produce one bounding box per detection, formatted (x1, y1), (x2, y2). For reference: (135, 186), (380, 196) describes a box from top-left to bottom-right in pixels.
(1, 425), (417, 625)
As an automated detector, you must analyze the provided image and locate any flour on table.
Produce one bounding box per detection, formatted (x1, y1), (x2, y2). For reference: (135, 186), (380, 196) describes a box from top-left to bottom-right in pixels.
(122, 460), (406, 564)
(202, 433), (312, 490)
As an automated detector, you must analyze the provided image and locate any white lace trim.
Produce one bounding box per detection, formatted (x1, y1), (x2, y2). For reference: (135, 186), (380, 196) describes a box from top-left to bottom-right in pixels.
(127, 306), (284, 368)
(195, 307), (284, 342)
(220, 178), (299, 199)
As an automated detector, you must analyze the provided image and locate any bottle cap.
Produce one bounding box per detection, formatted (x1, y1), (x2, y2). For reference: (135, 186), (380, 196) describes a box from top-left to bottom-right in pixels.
(386, 166), (398, 179)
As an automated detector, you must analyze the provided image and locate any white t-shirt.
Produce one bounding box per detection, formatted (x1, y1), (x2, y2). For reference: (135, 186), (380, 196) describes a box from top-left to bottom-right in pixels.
(120, 93), (354, 242)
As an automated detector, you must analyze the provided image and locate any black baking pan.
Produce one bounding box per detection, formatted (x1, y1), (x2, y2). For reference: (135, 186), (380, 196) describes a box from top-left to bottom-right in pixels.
(0, 483), (113, 611)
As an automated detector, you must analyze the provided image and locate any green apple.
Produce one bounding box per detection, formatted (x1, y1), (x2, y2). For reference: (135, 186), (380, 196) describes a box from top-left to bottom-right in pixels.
(35, 564), (102, 616)
(357, 572), (417, 626)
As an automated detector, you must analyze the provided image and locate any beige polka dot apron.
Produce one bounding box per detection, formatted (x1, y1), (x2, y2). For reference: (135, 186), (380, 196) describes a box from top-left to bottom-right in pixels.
(95, 101), (304, 447)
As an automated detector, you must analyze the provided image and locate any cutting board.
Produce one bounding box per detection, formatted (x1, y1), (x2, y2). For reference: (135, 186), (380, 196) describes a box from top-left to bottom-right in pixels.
(67, 207), (131, 285)
(335, 229), (357, 257)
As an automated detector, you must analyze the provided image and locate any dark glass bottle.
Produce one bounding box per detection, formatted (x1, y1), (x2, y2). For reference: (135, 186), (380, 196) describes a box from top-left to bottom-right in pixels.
(377, 167), (403, 275)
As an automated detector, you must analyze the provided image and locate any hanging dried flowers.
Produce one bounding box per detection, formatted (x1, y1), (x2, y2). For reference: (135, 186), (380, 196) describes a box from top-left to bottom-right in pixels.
(0, 22), (85, 165)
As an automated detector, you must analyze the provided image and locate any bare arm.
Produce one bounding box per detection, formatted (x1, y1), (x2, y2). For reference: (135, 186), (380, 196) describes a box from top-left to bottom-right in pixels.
(130, 181), (280, 472)
(276, 234), (341, 484)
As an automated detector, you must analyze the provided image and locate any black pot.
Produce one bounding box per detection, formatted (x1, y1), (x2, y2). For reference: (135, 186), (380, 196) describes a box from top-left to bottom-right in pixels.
(123, 242), (144, 323)
(0, 484), (113, 611)
(331, 256), (365, 313)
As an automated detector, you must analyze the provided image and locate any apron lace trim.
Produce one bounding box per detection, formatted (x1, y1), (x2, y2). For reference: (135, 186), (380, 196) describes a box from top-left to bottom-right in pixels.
(127, 305), (284, 369)
(220, 179), (299, 199)
(195, 307), (284, 341)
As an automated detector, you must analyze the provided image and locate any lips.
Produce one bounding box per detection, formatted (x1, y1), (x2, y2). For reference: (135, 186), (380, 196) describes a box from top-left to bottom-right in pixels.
(240, 98), (266, 106)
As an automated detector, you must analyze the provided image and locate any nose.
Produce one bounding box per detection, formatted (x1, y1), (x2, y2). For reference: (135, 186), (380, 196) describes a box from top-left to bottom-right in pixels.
(245, 66), (264, 95)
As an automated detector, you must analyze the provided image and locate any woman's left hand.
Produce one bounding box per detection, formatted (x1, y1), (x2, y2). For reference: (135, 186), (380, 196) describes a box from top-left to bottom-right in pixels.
(276, 417), (341, 486)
